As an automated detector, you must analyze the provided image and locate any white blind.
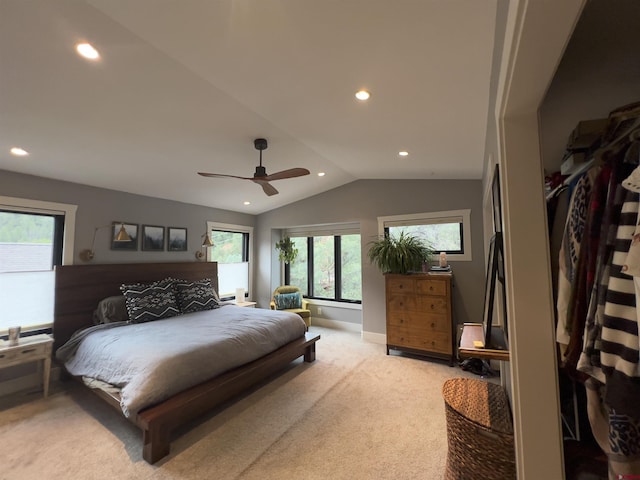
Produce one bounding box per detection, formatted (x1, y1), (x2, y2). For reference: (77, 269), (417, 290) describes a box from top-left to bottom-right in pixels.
(285, 222), (360, 238)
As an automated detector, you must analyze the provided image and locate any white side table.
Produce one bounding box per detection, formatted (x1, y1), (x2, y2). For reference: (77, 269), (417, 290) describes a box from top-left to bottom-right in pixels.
(0, 333), (53, 397)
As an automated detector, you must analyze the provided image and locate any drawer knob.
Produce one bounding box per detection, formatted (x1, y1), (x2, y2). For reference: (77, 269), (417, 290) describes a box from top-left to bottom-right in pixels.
(430, 304), (435, 309)
(22, 349), (36, 354)
(431, 322), (435, 328)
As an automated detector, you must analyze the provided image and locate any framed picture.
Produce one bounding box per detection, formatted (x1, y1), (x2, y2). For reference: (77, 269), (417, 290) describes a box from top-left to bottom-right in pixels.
(111, 222), (138, 250)
(142, 225), (165, 251)
(167, 227), (187, 251)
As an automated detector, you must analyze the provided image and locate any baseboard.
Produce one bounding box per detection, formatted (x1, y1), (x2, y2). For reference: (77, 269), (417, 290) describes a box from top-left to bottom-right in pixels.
(311, 317), (361, 333)
(362, 330), (387, 345)
(0, 365), (62, 397)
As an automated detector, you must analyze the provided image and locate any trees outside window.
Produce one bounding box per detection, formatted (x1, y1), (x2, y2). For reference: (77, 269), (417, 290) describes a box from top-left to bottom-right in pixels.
(285, 234), (361, 303)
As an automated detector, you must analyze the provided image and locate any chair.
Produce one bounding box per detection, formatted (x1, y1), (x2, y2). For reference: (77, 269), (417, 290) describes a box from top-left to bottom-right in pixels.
(270, 285), (311, 329)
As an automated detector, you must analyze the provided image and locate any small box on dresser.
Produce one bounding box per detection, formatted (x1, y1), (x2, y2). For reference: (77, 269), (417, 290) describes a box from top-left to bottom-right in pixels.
(385, 272), (455, 365)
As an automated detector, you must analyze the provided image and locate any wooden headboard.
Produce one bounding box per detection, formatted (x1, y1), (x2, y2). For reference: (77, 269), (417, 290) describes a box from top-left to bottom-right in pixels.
(53, 262), (219, 352)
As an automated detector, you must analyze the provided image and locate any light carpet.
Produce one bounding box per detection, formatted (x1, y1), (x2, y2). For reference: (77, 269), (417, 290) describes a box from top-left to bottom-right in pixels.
(0, 327), (482, 480)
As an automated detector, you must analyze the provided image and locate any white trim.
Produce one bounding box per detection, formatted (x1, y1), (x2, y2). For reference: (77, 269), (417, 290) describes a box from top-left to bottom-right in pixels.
(362, 330), (387, 345)
(286, 222), (360, 237)
(306, 298), (362, 311)
(311, 318), (361, 333)
(206, 221), (254, 299)
(0, 196), (77, 265)
(377, 209), (472, 261)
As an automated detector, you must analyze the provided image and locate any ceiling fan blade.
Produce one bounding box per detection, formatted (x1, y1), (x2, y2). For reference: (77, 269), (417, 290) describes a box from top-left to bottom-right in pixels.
(264, 168), (311, 181)
(198, 172), (253, 180)
(252, 179), (279, 196)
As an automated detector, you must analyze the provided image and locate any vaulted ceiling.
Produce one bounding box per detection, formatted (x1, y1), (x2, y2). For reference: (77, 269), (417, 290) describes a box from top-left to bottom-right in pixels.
(0, 0), (497, 214)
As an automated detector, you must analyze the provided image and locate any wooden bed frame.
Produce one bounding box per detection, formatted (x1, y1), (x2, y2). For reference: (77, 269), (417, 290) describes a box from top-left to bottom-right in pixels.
(53, 262), (320, 464)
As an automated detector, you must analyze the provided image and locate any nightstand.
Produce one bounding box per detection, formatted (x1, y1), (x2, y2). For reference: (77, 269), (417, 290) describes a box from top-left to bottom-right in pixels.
(235, 301), (257, 308)
(0, 334), (53, 397)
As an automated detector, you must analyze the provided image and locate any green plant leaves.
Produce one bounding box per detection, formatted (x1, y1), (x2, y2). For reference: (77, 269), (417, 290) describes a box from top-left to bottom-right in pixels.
(275, 236), (298, 264)
(367, 231), (433, 274)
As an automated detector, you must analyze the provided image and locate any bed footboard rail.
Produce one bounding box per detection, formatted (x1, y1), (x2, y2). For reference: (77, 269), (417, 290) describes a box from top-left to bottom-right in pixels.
(135, 332), (320, 464)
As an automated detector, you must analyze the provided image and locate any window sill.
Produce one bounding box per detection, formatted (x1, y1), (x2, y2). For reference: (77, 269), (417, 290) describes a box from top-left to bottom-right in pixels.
(305, 299), (362, 311)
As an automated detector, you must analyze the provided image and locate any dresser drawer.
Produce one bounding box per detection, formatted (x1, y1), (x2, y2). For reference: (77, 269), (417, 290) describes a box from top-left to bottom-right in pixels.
(387, 311), (421, 328)
(386, 276), (416, 294)
(386, 294), (417, 312)
(416, 279), (447, 296)
(418, 296), (449, 314)
(387, 328), (451, 354)
(387, 311), (450, 333)
(422, 313), (451, 333)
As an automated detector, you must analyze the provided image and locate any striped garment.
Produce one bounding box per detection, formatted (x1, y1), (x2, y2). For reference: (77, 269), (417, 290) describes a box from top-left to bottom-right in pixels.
(578, 144), (640, 420)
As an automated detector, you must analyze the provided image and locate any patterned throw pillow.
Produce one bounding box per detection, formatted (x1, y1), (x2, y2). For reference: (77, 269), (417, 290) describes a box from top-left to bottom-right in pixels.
(120, 281), (180, 323)
(163, 277), (222, 303)
(174, 278), (219, 314)
(274, 292), (302, 310)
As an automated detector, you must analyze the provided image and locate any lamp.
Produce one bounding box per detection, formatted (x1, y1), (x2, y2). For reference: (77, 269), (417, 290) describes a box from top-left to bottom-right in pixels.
(80, 223), (131, 262)
(195, 232), (214, 260)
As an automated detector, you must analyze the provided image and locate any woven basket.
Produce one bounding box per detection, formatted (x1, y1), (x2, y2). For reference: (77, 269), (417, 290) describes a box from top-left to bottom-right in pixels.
(442, 377), (516, 480)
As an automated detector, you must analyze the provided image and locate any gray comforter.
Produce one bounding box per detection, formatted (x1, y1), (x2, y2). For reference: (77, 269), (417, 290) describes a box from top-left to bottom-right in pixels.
(56, 305), (306, 417)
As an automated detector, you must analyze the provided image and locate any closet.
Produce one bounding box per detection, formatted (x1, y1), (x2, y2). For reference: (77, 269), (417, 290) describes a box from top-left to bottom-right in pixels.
(541, 1), (640, 478)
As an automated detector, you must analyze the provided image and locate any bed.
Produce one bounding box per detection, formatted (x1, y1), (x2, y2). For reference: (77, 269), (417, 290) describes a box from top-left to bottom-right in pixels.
(52, 262), (320, 464)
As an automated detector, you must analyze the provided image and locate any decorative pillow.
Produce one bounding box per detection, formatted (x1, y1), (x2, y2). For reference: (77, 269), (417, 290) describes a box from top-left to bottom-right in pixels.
(120, 281), (180, 323)
(93, 295), (128, 324)
(163, 277), (222, 303)
(274, 292), (302, 310)
(174, 278), (219, 314)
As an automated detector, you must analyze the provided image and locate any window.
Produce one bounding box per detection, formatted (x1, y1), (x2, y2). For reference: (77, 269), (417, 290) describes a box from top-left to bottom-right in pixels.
(284, 224), (361, 303)
(0, 196), (77, 333)
(378, 209), (472, 261)
(207, 222), (252, 300)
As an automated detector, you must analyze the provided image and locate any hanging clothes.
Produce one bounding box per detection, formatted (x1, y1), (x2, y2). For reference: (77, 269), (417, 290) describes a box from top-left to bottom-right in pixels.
(554, 101), (640, 479)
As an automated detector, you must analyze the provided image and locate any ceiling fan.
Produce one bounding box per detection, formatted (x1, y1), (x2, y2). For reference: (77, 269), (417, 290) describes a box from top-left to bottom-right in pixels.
(198, 138), (310, 196)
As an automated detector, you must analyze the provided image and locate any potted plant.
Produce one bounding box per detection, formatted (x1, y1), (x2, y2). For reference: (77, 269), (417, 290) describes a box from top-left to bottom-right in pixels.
(367, 231), (433, 275)
(275, 236), (298, 264)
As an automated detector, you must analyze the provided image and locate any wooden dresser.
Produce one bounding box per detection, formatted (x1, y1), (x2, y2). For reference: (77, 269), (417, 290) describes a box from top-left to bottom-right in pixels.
(385, 272), (455, 365)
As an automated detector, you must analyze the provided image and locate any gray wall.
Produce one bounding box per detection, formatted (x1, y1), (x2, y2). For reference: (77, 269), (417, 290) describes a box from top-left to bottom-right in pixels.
(2, 170), (485, 339)
(0, 169), (255, 265)
(256, 179), (485, 337)
(540, 0), (640, 173)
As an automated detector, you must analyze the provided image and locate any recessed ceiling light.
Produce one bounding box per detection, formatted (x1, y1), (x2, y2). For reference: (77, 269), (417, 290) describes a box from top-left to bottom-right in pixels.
(76, 43), (100, 60)
(10, 147), (28, 157)
(399, 151), (409, 157)
(318, 172), (325, 177)
(355, 90), (370, 101)
(243, 201), (251, 205)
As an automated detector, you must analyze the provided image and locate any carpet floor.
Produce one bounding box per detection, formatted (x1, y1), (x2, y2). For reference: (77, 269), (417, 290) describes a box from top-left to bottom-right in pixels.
(0, 326), (482, 480)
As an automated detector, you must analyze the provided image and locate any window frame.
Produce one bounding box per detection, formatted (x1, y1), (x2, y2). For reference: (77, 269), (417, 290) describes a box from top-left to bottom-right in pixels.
(206, 221), (253, 300)
(0, 196), (77, 265)
(0, 196), (77, 334)
(377, 209), (472, 261)
(283, 223), (362, 304)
